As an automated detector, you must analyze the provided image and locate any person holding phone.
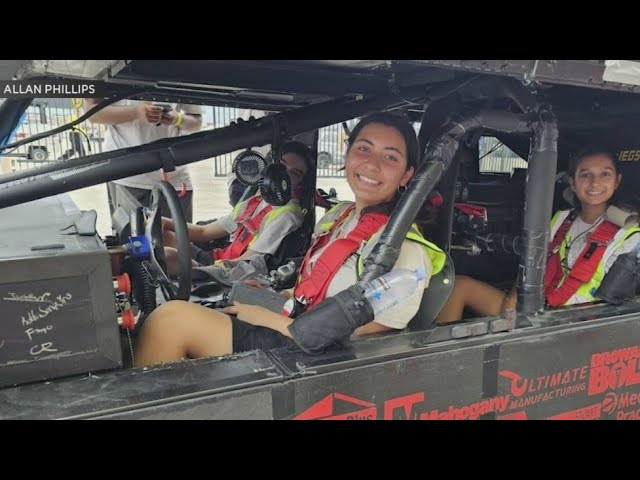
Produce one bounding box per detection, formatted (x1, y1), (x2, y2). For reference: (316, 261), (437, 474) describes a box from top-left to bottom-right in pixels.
(85, 98), (203, 222)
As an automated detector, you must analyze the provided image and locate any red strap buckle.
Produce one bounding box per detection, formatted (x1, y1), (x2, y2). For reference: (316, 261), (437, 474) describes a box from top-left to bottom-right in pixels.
(161, 169), (187, 198)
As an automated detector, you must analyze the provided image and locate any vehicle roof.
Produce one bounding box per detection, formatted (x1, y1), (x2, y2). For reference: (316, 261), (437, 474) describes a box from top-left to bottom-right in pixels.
(4, 59), (640, 178)
(5, 60), (640, 112)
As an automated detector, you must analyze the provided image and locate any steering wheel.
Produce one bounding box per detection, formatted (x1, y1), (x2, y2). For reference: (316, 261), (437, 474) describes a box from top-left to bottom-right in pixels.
(144, 181), (192, 301)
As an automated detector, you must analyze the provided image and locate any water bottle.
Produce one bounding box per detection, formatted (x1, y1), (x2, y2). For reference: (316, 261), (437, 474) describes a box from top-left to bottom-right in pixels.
(362, 268), (426, 316)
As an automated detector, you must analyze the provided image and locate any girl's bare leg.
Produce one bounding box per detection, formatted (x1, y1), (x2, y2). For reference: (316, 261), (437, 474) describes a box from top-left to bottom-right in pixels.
(134, 300), (233, 367)
(436, 275), (507, 323)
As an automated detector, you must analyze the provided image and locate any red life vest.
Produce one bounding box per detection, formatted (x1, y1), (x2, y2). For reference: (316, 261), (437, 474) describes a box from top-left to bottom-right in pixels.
(544, 211), (620, 306)
(293, 204), (388, 309)
(213, 196), (273, 261)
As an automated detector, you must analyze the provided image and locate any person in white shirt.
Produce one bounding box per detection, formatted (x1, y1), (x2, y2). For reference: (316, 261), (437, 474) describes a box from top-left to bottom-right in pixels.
(86, 98), (202, 222)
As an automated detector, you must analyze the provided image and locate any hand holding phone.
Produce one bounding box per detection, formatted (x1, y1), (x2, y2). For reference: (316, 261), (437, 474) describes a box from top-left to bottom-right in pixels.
(155, 103), (173, 125)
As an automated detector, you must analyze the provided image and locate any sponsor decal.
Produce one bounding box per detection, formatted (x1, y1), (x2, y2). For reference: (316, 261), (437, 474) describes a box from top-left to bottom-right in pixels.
(418, 394), (510, 420)
(546, 403), (602, 420)
(616, 409), (640, 420)
(617, 150), (640, 162)
(497, 411), (528, 420)
(294, 393), (377, 420)
(602, 392), (618, 414)
(384, 393), (425, 420)
(499, 367), (587, 409)
(599, 390), (640, 420)
(588, 345), (640, 395)
(295, 391), (510, 420)
(296, 344), (640, 420)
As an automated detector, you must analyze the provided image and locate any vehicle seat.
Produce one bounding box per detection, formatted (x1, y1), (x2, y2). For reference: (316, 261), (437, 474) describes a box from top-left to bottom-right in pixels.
(406, 251), (455, 331)
(264, 218), (313, 272)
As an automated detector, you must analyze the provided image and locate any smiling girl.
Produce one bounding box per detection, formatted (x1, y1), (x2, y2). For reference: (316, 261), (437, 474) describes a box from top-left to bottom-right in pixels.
(437, 147), (640, 322)
(133, 112), (446, 366)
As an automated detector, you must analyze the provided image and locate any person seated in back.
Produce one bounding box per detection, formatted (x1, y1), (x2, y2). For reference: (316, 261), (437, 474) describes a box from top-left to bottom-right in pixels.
(436, 147), (640, 323)
(161, 141), (313, 275)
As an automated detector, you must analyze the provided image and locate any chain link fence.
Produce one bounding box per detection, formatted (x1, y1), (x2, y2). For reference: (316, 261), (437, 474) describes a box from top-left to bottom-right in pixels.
(479, 136), (528, 174)
(4, 104), (520, 179)
(0, 102), (360, 179)
(1, 99), (107, 172)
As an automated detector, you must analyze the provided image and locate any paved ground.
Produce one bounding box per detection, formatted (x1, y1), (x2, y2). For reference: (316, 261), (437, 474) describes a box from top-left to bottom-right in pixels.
(60, 157), (354, 236)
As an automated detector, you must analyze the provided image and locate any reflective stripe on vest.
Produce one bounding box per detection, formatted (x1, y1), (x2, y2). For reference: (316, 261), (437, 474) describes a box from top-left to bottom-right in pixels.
(356, 224), (446, 278)
(294, 202), (445, 309)
(213, 194), (301, 261)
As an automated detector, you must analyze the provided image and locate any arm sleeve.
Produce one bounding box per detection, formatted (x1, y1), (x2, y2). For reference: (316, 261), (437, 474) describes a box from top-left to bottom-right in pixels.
(216, 210), (239, 235)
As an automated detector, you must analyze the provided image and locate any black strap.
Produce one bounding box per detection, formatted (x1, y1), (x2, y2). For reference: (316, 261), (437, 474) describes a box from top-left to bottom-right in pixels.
(159, 147), (177, 173)
(270, 116), (289, 163)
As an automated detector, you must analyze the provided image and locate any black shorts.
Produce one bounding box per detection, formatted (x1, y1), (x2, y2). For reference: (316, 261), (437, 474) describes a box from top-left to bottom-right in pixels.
(230, 315), (297, 353)
(190, 244), (214, 266)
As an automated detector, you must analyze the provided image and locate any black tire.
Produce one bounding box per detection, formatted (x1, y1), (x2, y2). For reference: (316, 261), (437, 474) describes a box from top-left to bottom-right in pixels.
(317, 151), (332, 168)
(29, 146), (48, 162)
